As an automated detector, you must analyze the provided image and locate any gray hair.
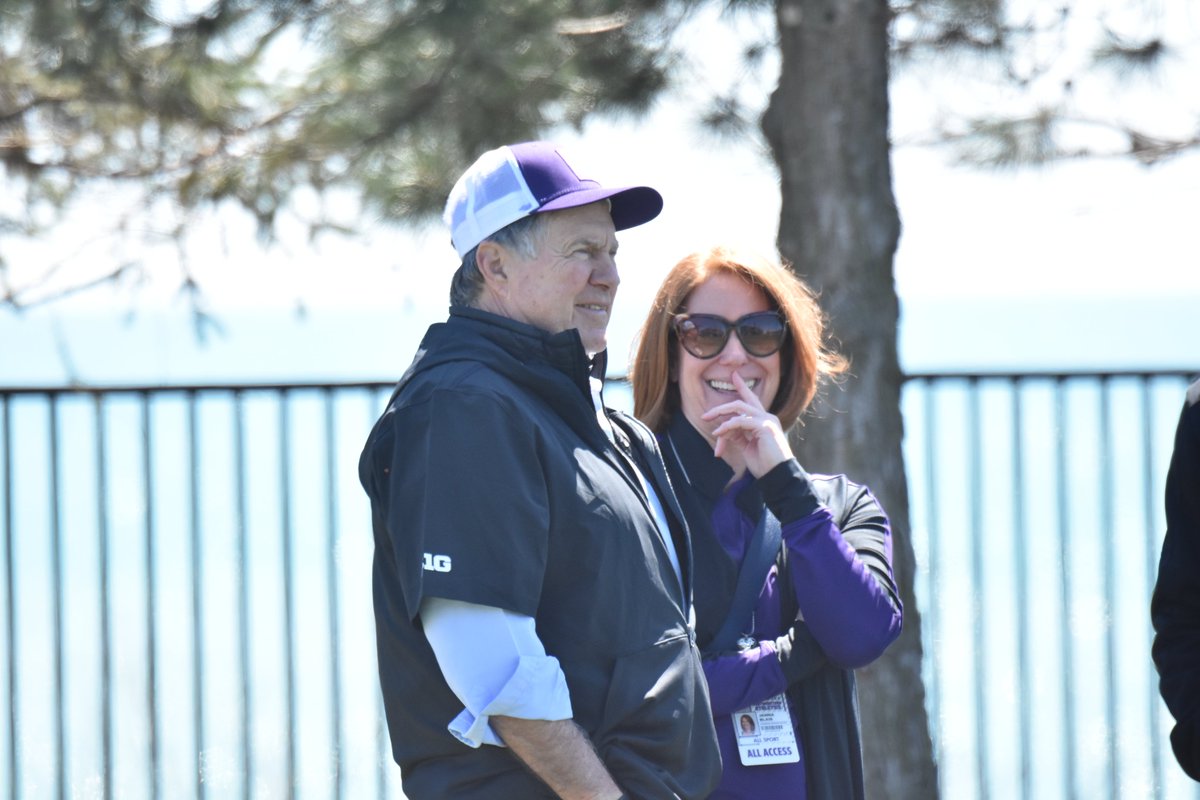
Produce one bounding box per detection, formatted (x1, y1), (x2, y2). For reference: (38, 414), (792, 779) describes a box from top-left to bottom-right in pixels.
(449, 213), (548, 308)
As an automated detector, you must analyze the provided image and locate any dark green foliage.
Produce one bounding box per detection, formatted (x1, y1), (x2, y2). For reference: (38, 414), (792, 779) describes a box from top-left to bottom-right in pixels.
(0, 1), (686, 220)
(0, 0), (696, 306)
(297, 1), (683, 221)
(0, 0), (1194, 307)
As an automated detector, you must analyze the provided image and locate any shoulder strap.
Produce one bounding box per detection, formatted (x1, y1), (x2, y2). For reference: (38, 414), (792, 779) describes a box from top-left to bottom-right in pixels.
(708, 509), (782, 653)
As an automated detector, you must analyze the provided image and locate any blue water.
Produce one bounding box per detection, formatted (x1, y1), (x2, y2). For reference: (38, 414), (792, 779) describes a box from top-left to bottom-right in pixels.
(1, 289), (1196, 387)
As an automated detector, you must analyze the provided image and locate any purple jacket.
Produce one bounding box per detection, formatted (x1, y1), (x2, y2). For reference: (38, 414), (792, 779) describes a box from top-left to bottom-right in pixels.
(661, 417), (903, 800)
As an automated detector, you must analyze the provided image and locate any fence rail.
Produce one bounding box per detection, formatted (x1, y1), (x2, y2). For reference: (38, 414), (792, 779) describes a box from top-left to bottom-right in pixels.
(1, 369), (1197, 799)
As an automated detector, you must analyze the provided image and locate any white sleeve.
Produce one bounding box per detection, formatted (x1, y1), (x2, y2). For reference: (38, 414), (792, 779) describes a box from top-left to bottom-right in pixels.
(419, 596), (574, 748)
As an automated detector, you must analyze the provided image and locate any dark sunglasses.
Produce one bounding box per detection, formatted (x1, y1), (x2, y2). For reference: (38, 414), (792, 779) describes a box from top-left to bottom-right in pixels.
(671, 311), (787, 359)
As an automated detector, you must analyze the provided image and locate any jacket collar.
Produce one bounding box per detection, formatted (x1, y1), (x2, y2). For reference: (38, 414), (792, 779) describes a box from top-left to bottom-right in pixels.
(394, 306), (610, 452)
(447, 305), (595, 386)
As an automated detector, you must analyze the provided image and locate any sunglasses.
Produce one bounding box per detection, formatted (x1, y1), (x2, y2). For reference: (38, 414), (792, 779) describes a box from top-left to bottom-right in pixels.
(671, 311), (787, 359)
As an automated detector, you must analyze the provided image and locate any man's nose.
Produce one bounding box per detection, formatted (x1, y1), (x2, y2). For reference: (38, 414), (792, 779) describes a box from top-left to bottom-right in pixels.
(593, 252), (620, 290)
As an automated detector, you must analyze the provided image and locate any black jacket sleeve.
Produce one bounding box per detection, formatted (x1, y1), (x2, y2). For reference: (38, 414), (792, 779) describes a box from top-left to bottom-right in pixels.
(1152, 379), (1200, 782)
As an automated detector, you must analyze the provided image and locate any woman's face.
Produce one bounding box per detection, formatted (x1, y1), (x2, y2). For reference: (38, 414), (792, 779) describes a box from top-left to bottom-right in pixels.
(674, 272), (782, 446)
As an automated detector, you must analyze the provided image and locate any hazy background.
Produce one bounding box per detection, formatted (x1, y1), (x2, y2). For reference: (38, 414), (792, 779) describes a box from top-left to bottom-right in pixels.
(1, 6), (1196, 386)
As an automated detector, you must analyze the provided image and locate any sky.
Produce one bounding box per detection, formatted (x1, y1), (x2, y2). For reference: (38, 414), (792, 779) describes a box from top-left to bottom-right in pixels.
(1, 3), (1197, 386)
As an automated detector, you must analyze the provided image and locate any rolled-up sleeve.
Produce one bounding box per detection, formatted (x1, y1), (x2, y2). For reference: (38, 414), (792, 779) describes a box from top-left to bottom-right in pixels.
(421, 597), (574, 748)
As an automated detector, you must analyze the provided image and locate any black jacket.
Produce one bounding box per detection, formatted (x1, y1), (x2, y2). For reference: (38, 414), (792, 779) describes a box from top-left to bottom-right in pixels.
(359, 306), (721, 799)
(1152, 377), (1200, 782)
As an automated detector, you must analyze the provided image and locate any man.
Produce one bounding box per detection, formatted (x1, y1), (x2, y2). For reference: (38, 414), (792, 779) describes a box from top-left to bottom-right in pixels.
(359, 141), (721, 799)
(1152, 377), (1200, 783)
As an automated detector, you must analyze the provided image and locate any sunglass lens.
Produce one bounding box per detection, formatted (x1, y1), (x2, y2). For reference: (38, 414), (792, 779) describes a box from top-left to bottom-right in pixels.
(737, 314), (786, 356)
(680, 318), (730, 358)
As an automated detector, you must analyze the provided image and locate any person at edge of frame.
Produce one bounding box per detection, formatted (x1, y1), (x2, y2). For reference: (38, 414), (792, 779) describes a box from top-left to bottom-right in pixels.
(1152, 376), (1200, 783)
(358, 141), (722, 800)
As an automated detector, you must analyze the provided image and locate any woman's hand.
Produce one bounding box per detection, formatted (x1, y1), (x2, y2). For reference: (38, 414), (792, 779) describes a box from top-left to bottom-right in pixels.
(703, 371), (794, 477)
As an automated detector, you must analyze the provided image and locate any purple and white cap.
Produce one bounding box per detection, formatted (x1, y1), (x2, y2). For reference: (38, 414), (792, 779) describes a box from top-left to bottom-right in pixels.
(443, 141), (664, 259)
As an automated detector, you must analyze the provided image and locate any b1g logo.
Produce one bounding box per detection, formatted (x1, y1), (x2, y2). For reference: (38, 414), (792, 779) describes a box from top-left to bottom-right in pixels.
(422, 553), (452, 573)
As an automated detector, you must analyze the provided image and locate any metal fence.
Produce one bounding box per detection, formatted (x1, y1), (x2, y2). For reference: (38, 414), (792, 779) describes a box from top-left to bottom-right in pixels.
(902, 370), (1199, 800)
(1, 370), (1197, 799)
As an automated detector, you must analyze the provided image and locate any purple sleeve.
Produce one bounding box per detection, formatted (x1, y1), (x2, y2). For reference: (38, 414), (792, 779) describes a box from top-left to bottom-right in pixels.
(760, 460), (903, 669)
(701, 640), (789, 716)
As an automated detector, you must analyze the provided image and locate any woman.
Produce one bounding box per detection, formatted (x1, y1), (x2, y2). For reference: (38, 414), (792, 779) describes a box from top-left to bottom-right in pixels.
(629, 246), (903, 800)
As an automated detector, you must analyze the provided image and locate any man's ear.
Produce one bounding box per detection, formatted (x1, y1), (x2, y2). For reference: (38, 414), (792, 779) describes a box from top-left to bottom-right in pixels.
(475, 241), (508, 287)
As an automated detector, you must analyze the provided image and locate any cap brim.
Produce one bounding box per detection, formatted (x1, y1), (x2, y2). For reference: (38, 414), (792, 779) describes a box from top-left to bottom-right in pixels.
(537, 185), (663, 232)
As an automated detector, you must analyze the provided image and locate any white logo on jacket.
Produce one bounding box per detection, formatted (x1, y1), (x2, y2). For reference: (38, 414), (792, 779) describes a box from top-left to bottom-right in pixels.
(422, 553), (452, 573)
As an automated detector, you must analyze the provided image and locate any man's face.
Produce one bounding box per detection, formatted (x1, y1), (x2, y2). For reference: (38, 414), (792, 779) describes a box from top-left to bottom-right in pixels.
(488, 202), (621, 355)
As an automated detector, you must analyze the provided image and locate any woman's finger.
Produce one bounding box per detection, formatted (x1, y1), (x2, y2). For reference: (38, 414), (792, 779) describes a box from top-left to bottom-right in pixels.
(730, 371), (762, 408)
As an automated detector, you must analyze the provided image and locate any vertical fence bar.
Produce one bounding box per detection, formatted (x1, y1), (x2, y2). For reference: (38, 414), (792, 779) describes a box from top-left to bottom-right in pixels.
(139, 395), (160, 800)
(140, 393), (161, 799)
(279, 391), (297, 799)
(3, 396), (16, 800)
(967, 378), (990, 799)
(369, 389), (390, 800)
(378, 703), (389, 800)
(1141, 379), (1164, 798)
(920, 380), (943, 783)
(49, 394), (66, 800)
(1011, 380), (1031, 800)
(233, 391), (252, 800)
(187, 392), (205, 800)
(324, 390), (344, 800)
(1098, 378), (1119, 797)
(93, 396), (113, 800)
(1055, 378), (1078, 800)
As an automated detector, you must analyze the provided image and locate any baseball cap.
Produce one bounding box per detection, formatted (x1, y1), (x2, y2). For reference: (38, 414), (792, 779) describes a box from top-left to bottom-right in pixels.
(443, 141), (664, 259)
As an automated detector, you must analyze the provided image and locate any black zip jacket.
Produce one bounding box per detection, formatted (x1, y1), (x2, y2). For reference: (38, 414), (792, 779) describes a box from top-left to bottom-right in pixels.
(359, 306), (721, 799)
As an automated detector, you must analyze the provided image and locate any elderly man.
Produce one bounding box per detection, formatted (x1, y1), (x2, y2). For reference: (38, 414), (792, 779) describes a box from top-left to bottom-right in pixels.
(359, 142), (721, 799)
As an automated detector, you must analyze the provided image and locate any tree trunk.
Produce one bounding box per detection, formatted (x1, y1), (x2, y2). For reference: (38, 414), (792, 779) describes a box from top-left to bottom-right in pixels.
(762, 1), (939, 798)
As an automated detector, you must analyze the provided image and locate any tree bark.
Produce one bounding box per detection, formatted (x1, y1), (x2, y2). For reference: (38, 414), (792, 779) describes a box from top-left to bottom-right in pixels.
(762, 1), (940, 798)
